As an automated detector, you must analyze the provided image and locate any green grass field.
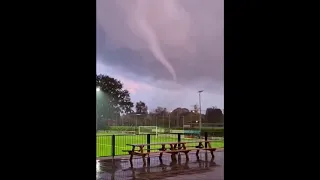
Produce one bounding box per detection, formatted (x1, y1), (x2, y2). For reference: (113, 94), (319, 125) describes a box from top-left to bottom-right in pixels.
(96, 133), (224, 157)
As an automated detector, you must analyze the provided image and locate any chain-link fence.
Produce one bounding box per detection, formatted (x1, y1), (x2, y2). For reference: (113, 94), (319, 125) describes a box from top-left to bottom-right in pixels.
(103, 114), (223, 132)
(96, 132), (224, 157)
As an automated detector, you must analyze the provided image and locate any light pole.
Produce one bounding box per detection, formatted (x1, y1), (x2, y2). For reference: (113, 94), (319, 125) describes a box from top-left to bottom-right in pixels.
(198, 90), (204, 134)
(169, 111), (171, 129)
(96, 87), (100, 132)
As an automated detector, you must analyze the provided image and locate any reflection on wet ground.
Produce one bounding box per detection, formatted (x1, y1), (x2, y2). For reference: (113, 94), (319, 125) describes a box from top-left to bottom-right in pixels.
(97, 151), (224, 180)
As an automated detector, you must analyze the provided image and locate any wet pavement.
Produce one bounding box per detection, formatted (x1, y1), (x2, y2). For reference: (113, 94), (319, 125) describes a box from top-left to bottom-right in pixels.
(96, 151), (224, 180)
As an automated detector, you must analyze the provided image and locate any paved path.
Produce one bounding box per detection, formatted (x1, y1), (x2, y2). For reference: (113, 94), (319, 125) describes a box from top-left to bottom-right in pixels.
(164, 169), (223, 180)
(97, 151), (224, 180)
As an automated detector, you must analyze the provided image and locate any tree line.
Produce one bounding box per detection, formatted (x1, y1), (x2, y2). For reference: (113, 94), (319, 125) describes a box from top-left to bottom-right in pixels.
(96, 74), (223, 130)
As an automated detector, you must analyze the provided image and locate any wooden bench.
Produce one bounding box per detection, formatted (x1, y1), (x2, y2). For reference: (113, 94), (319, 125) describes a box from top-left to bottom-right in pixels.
(125, 140), (217, 164)
(125, 142), (194, 164)
(182, 141), (217, 158)
(165, 140), (217, 159)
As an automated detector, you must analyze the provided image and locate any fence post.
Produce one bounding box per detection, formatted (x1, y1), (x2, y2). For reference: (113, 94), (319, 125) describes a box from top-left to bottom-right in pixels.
(204, 132), (208, 148)
(147, 134), (151, 165)
(147, 134), (151, 153)
(178, 133), (181, 149)
(112, 135), (115, 158)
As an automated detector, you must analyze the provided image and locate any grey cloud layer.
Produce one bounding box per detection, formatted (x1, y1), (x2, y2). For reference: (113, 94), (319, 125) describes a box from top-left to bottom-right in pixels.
(97, 0), (223, 92)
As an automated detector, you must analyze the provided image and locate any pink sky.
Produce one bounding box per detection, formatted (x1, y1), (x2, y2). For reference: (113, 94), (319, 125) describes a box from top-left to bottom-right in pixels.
(97, 0), (224, 111)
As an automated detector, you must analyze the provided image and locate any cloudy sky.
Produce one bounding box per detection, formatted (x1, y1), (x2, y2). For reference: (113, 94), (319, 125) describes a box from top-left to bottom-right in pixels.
(96, 0), (224, 112)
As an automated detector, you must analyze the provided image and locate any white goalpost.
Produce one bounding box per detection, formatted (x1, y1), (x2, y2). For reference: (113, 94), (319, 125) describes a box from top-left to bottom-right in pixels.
(138, 126), (158, 137)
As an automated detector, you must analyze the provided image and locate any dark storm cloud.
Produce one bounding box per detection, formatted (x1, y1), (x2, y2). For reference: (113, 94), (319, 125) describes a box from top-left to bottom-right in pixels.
(97, 0), (224, 91)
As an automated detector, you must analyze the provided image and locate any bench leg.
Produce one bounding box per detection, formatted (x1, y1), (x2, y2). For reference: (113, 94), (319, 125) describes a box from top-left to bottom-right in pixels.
(129, 152), (133, 167)
(142, 154), (146, 165)
(196, 150), (200, 157)
(159, 158), (163, 165)
(171, 153), (177, 161)
(178, 154), (182, 162)
(129, 151), (133, 162)
(159, 152), (163, 160)
(183, 151), (189, 161)
(210, 150), (215, 159)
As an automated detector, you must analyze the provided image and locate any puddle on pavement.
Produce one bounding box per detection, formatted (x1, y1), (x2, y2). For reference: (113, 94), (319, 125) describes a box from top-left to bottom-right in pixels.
(97, 152), (224, 180)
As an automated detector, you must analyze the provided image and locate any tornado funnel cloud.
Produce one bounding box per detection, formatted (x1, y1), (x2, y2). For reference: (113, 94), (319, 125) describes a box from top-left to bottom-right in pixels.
(135, 0), (177, 81)
(137, 20), (177, 81)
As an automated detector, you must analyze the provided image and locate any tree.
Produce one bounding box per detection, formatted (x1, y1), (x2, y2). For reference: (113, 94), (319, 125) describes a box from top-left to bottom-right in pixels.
(192, 104), (199, 113)
(135, 101), (148, 114)
(205, 106), (223, 123)
(170, 107), (189, 127)
(154, 106), (168, 115)
(171, 107), (189, 116)
(96, 74), (134, 129)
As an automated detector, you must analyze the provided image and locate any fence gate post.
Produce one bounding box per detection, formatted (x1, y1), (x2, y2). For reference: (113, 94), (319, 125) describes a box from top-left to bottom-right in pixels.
(147, 134), (151, 153)
(147, 134), (151, 165)
(112, 135), (115, 158)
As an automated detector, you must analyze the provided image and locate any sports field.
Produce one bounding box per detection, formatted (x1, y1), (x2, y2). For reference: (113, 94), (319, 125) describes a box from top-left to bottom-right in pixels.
(96, 133), (224, 157)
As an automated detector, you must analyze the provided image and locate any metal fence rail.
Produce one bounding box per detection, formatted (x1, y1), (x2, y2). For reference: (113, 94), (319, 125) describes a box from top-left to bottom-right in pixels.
(96, 132), (224, 157)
